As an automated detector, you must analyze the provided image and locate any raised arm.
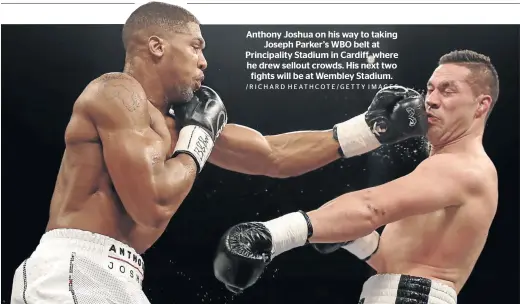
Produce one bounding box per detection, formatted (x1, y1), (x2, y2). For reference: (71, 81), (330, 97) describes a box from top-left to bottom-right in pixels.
(208, 124), (340, 178)
(88, 76), (197, 229)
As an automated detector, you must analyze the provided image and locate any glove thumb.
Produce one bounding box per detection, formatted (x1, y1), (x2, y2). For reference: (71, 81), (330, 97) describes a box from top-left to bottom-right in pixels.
(369, 85), (409, 112)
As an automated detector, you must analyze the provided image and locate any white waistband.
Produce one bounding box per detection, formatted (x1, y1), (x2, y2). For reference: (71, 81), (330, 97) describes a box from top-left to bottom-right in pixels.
(40, 229), (145, 275)
(360, 274), (457, 304)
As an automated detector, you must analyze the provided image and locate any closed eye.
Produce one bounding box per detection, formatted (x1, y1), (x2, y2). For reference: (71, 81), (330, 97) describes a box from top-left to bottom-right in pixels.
(443, 89), (456, 95)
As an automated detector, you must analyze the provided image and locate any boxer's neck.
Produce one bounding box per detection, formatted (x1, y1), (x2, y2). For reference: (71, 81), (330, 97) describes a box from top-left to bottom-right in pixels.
(123, 56), (169, 113)
(429, 117), (486, 156)
(429, 132), (483, 156)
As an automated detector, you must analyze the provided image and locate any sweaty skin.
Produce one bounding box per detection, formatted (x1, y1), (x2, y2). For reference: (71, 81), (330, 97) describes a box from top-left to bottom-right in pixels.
(368, 150), (496, 292)
(308, 62), (498, 293)
(210, 125), (340, 178)
(47, 73), (342, 254)
(47, 74), (197, 253)
(309, 148), (497, 292)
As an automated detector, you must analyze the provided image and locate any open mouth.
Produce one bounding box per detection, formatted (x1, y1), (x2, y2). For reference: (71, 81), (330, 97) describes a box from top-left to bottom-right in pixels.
(427, 113), (438, 123)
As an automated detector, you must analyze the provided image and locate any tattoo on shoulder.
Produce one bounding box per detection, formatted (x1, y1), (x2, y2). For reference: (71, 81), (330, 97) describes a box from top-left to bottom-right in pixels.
(99, 73), (129, 82)
(98, 74), (147, 112)
(117, 85), (142, 112)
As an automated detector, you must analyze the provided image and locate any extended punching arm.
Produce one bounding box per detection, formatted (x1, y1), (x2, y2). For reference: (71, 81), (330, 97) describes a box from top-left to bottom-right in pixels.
(209, 125), (340, 178)
(206, 85), (426, 179)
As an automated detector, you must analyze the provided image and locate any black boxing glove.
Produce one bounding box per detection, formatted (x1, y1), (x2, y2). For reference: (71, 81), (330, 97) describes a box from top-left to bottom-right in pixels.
(213, 222), (273, 294)
(170, 86), (228, 172)
(312, 231), (380, 261)
(333, 85), (427, 157)
(214, 211), (313, 293)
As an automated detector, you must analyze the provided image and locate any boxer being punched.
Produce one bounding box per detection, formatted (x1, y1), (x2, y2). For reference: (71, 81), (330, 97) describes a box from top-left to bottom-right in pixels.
(214, 50), (499, 304)
(10, 2), (426, 304)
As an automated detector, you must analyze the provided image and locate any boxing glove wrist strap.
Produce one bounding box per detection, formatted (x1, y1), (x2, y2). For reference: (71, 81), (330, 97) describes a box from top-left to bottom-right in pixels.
(173, 125), (215, 173)
(263, 212), (310, 258)
(341, 230), (380, 261)
(333, 112), (381, 158)
(298, 210), (314, 240)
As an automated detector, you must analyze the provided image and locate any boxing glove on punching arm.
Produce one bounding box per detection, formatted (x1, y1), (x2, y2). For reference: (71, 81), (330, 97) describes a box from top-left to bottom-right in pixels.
(171, 86), (228, 173)
(334, 85), (427, 157)
(208, 86), (425, 177)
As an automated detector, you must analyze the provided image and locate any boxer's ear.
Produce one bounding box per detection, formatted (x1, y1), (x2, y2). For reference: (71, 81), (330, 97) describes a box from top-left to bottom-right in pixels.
(474, 94), (492, 119)
(148, 36), (165, 58)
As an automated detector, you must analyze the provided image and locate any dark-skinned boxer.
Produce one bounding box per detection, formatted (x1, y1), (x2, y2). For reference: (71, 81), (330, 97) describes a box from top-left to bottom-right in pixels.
(10, 2), (429, 304)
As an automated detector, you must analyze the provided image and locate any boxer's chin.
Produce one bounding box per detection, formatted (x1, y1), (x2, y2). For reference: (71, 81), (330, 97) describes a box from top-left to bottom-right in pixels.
(426, 128), (442, 146)
(169, 87), (194, 104)
(180, 89), (194, 102)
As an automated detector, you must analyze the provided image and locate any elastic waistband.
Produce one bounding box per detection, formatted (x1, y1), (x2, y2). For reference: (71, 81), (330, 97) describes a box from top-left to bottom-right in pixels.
(40, 229), (145, 274)
(360, 274), (457, 304)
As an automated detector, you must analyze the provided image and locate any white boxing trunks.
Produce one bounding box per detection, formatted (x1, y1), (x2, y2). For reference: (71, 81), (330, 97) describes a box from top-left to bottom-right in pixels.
(11, 229), (150, 304)
(358, 274), (457, 304)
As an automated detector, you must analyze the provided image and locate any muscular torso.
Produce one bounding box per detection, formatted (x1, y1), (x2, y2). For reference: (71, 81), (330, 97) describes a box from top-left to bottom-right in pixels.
(370, 153), (497, 292)
(46, 74), (179, 253)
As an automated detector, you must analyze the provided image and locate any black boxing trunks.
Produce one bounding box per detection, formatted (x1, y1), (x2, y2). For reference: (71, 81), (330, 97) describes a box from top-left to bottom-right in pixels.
(358, 274), (457, 304)
(10, 229), (150, 304)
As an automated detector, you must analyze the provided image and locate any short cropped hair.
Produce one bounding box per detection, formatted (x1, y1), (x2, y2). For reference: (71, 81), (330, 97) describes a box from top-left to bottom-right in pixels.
(438, 50), (499, 117)
(122, 1), (199, 51)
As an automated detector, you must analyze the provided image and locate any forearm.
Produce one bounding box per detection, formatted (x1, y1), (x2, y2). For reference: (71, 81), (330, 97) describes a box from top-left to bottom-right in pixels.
(307, 189), (377, 243)
(259, 190), (378, 258)
(155, 154), (198, 205)
(211, 110), (390, 178)
(128, 154), (197, 228)
(263, 130), (341, 177)
(211, 124), (341, 178)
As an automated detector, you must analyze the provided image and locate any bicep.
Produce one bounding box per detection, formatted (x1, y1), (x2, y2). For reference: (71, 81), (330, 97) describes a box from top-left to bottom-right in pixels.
(88, 78), (164, 200)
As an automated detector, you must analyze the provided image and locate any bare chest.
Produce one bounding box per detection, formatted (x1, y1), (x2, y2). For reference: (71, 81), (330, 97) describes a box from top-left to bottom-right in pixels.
(379, 210), (452, 256)
(376, 207), (489, 286)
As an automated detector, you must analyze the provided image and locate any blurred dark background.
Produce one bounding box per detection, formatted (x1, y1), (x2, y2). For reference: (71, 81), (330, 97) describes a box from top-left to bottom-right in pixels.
(2, 25), (519, 303)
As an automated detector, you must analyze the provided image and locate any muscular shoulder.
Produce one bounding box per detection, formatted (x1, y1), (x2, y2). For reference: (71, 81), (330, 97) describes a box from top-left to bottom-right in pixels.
(81, 73), (150, 128)
(421, 152), (497, 206)
(88, 73), (146, 108)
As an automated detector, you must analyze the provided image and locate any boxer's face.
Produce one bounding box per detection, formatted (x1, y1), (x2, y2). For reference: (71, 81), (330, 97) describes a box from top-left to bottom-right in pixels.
(150, 22), (207, 103)
(425, 64), (482, 143)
